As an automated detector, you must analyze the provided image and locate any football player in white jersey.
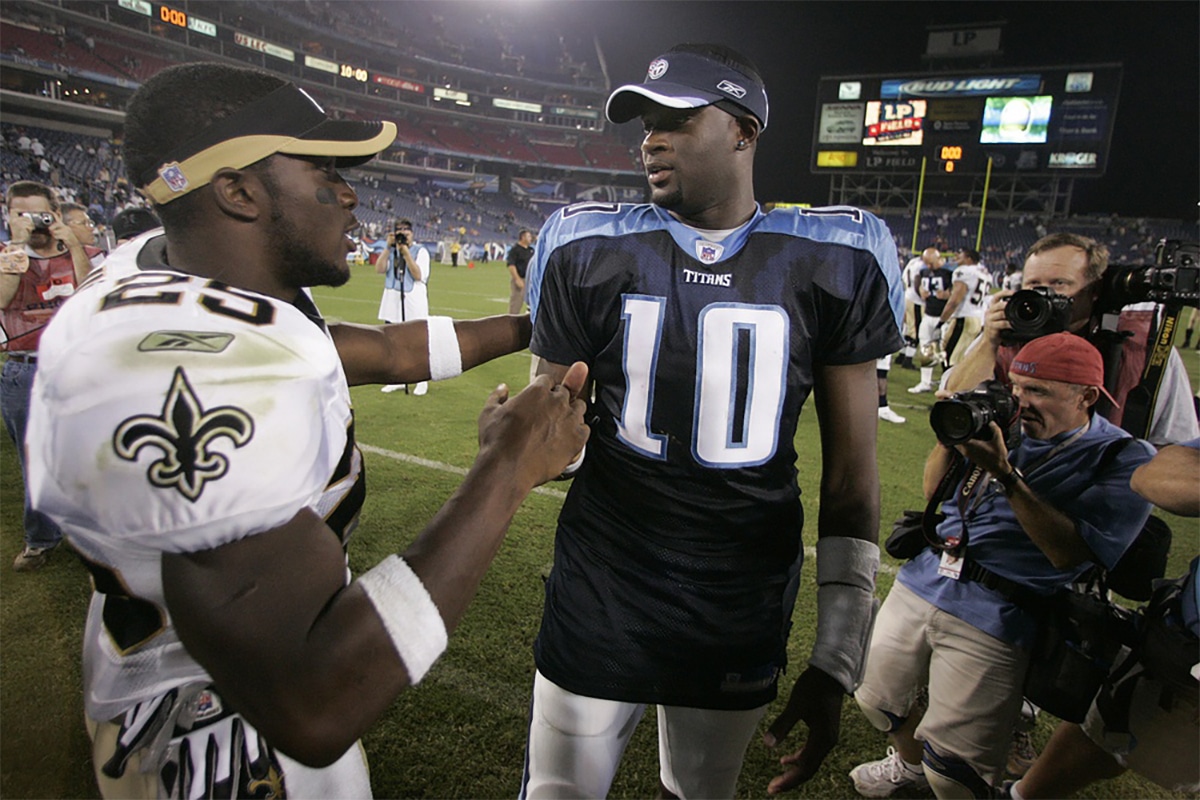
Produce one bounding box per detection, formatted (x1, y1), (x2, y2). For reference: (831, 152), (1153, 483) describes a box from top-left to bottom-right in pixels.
(24, 63), (590, 800)
(939, 247), (992, 369)
(900, 247), (941, 368)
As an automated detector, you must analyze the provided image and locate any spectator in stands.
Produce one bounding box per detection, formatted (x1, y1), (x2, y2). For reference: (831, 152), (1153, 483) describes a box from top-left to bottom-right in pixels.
(850, 334), (1154, 799)
(377, 217), (432, 395)
(1004, 440), (1200, 799)
(109, 206), (161, 245)
(944, 232), (1198, 446)
(1, 180), (101, 571)
(24, 62), (589, 799)
(60, 201), (103, 254)
(505, 227), (533, 315)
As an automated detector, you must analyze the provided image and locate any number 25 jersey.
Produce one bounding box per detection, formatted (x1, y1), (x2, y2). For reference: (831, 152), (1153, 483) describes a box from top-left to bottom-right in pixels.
(25, 235), (364, 723)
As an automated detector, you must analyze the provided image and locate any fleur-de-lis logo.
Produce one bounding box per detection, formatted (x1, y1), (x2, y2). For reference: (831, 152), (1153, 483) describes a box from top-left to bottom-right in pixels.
(114, 367), (254, 502)
(247, 764), (285, 798)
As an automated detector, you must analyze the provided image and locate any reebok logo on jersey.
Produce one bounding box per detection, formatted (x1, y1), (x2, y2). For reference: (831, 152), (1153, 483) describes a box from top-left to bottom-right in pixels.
(113, 367), (254, 502)
(138, 331), (235, 353)
(682, 268), (732, 287)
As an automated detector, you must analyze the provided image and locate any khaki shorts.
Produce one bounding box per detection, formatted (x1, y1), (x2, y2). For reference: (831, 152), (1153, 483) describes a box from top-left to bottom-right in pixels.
(855, 581), (1030, 786)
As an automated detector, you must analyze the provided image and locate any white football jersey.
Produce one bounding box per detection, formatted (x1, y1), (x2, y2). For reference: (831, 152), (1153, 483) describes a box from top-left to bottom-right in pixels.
(951, 262), (992, 320)
(903, 256), (925, 305)
(26, 235), (364, 724)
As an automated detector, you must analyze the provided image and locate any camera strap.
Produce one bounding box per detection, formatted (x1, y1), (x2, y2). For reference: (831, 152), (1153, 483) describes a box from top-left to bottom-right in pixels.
(1121, 301), (1184, 439)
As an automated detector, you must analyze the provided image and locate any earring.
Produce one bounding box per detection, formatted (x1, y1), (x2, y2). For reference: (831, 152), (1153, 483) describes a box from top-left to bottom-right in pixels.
(736, 140), (747, 150)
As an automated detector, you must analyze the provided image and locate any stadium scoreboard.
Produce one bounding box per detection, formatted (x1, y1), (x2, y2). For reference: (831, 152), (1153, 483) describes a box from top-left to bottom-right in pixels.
(811, 64), (1122, 176)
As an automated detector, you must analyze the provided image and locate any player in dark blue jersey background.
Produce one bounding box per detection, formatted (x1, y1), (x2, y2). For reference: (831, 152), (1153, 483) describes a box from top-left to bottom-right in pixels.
(521, 43), (905, 799)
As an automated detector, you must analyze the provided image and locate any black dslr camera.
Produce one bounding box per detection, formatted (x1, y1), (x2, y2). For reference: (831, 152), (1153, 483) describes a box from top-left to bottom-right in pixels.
(1002, 286), (1073, 343)
(1097, 240), (1200, 312)
(19, 211), (54, 231)
(393, 225), (412, 246)
(930, 380), (1020, 447)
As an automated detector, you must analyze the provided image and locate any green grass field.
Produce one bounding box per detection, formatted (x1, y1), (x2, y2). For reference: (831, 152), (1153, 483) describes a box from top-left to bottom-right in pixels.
(2, 258), (1196, 799)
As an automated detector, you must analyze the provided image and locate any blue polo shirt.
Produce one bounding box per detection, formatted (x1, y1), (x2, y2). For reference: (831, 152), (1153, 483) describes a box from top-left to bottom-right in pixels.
(898, 414), (1155, 648)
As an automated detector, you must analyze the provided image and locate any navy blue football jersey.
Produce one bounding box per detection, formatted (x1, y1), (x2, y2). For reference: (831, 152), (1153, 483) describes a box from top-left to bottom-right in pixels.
(918, 266), (954, 317)
(527, 202), (903, 709)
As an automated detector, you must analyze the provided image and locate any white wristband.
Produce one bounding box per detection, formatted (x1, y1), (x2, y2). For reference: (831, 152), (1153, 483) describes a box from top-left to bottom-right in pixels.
(426, 316), (462, 381)
(809, 537), (880, 694)
(357, 555), (448, 684)
(556, 445), (586, 480)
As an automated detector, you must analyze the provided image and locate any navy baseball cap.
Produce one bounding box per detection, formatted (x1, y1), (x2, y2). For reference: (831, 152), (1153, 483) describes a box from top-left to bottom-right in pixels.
(606, 49), (769, 130)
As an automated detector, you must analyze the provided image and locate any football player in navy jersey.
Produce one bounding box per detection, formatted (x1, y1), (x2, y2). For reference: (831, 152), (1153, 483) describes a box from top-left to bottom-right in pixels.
(522, 44), (905, 798)
(24, 63), (589, 799)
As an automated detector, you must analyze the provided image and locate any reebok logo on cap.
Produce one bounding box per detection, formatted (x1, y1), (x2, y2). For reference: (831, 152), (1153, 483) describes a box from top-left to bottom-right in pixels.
(606, 47), (769, 130)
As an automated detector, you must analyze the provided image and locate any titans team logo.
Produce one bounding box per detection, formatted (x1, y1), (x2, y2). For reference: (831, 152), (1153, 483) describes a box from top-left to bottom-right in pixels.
(647, 58), (669, 80)
(113, 367), (254, 502)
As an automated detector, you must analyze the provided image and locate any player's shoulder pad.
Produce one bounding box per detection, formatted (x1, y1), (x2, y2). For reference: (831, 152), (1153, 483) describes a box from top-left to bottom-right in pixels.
(536, 202), (662, 258)
(759, 205), (904, 328)
(758, 205), (895, 257)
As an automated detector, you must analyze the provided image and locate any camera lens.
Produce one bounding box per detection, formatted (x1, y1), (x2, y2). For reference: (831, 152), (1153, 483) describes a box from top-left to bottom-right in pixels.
(1008, 291), (1051, 325)
(930, 401), (981, 445)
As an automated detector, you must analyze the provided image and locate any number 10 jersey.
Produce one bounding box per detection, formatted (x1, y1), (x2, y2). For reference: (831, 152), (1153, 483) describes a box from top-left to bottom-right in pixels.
(527, 203), (903, 710)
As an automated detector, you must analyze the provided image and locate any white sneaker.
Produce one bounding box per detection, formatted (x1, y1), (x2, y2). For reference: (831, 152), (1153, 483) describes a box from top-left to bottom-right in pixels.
(381, 384), (405, 393)
(849, 747), (929, 798)
(412, 382), (428, 396)
(878, 407), (906, 424)
(907, 382), (935, 394)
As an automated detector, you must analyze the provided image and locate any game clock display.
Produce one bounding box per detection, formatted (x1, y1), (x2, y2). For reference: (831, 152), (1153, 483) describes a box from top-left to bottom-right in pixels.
(811, 64), (1121, 176)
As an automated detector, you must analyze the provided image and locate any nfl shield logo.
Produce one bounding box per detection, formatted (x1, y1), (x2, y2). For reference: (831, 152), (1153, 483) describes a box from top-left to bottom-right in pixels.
(194, 689), (223, 721)
(159, 163), (189, 193)
(696, 241), (723, 264)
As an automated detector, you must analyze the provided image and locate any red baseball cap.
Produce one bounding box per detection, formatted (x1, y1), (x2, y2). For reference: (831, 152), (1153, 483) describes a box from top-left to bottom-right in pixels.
(1010, 333), (1119, 407)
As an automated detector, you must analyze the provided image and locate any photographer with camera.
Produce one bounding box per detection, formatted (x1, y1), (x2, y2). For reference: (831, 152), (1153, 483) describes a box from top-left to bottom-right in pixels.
(943, 232), (1198, 446)
(376, 218), (432, 395)
(2, 180), (102, 572)
(849, 333), (1154, 799)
